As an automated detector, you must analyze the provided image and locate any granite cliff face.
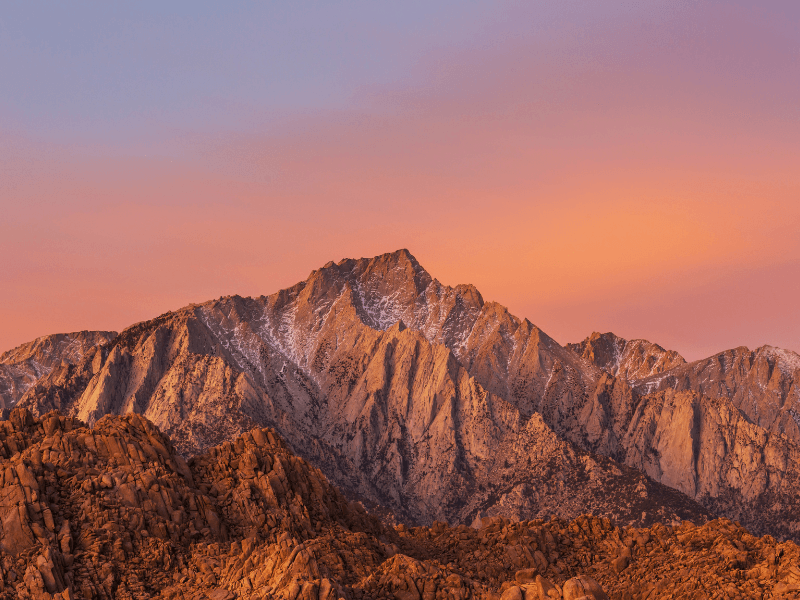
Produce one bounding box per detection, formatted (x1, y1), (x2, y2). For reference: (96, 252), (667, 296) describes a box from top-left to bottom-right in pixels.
(570, 380), (800, 539)
(8, 251), (800, 541)
(566, 333), (685, 382)
(631, 346), (800, 443)
(1, 408), (799, 600)
(567, 336), (800, 540)
(11, 260), (706, 530)
(573, 333), (800, 444)
(0, 332), (117, 411)
(572, 333), (800, 536)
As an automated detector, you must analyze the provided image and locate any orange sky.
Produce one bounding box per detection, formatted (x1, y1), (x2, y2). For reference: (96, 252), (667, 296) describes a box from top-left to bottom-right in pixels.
(2, 2), (798, 360)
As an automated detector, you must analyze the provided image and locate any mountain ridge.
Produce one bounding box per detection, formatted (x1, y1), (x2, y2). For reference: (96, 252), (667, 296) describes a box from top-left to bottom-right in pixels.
(572, 331), (800, 443)
(0, 331), (117, 411)
(5, 250), (800, 541)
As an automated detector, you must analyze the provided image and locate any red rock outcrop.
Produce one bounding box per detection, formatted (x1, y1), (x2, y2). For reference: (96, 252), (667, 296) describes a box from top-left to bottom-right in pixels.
(1, 408), (798, 600)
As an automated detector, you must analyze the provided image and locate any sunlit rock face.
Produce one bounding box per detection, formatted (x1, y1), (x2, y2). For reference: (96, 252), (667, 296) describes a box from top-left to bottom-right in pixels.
(567, 331), (686, 383)
(2, 407), (797, 600)
(0, 331), (117, 410)
(572, 331), (800, 444)
(8, 250), (800, 540)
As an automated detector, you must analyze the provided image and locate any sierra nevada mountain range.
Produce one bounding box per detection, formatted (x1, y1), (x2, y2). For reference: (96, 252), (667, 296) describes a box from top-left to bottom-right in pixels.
(0, 331), (116, 412)
(571, 331), (800, 443)
(4, 250), (800, 540)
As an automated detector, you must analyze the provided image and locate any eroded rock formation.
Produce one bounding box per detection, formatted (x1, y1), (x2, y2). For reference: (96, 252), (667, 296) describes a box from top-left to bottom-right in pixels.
(1, 409), (798, 600)
(631, 346), (800, 443)
(0, 333), (116, 411)
(7, 251), (800, 541)
(13, 260), (707, 530)
(566, 332), (686, 382)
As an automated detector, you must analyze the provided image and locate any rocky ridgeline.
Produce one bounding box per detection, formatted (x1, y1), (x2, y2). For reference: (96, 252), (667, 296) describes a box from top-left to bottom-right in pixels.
(630, 346), (800, 444)
(0, 333), (117, 411)
(570, 332), (800, 446)
(9, 252), (800, 541)
(567, 332), (686, 383)
(0, 410), (798, 600)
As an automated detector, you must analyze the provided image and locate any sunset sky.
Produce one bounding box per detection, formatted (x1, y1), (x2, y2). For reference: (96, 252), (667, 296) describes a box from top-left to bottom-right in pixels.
(2, 1), (798, 360)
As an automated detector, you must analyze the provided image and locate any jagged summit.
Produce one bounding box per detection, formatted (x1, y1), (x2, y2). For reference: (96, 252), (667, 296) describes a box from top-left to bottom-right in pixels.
(5, 250), (800, 542)
(0, 330), (117, 410)
(567, 332), (686, 381)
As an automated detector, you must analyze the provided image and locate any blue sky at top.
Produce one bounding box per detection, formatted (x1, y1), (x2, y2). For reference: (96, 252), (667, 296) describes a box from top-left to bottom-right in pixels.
(0, 1), (712, 142)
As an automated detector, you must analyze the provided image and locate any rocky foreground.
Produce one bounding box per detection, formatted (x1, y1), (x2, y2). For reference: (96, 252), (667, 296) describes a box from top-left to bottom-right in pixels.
(0, 409), (798, 600)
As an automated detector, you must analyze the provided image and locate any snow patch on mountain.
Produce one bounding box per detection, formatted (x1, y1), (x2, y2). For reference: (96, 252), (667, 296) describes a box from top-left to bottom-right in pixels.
(762, 346), (800, 377)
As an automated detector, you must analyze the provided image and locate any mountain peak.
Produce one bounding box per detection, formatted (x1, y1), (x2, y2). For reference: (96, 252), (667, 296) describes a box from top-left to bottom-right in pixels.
(366, 248), (425, 274)
(0, 330), (118, 409)
(387, 247), (416, 261)
(11, 251), (800, 543)
(757, 345), (800, 374)
(568, 331), (685, 381)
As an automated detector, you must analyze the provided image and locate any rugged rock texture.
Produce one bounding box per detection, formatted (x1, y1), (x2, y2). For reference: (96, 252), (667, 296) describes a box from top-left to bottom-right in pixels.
(580, 386), (800, 540)
(566, 333), (685, 382)
(10, 251), (800, 541)
(13, 253), (711, 529)
(1, 409), (798, 600)
(0, 333), (116, 411)
(631, 346), (800, 443)
(572, 333), (800, 538)
(552, 377), (800, 540)
(13, 316), (708, 529)
(573, 334), (800, 445)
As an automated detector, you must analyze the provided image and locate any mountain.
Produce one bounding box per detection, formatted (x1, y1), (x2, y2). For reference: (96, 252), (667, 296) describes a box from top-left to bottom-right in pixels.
(8, 250), (800, 540)
(2, 407), (798, 600)
(572, 333), (800, 443)
(0, 331), (117, 410)
(11, 254), (708, 530)
(568, 335), (800, 540)
(566, 332), (685, 382)
(631, 346), (800, 443)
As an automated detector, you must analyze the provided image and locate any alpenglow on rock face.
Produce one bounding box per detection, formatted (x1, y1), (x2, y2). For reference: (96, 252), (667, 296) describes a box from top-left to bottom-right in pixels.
(0, 331), (117, 410)
(8, 250), (800, 541)
(572, 333), (800, 444)
(566, 332), (686, 382)
(3, 408), (798, 600)
(634, 346), (800, 442)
